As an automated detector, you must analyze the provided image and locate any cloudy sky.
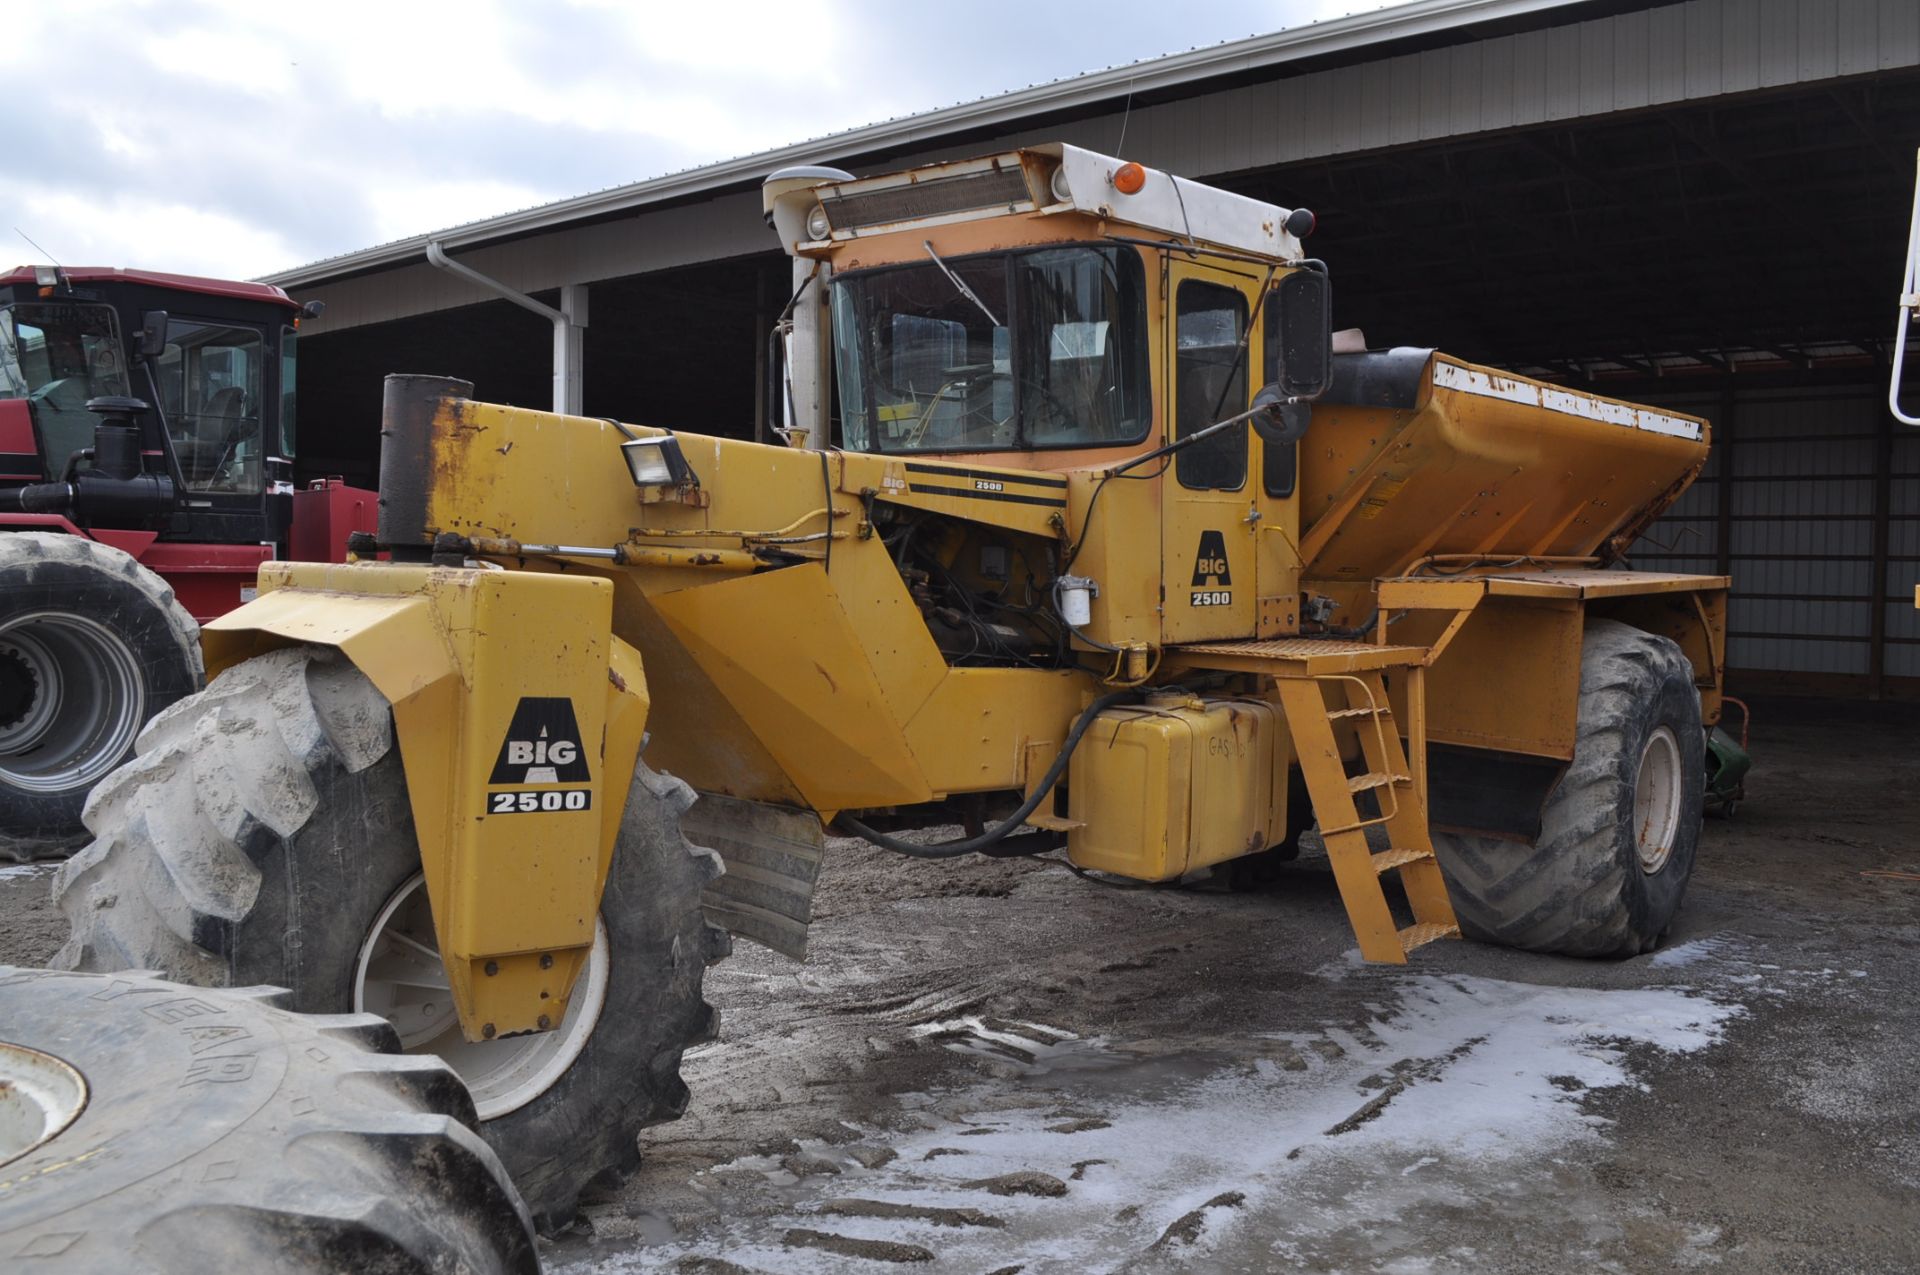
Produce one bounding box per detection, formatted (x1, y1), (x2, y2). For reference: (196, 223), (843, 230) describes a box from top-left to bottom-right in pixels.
(3, 0), (1393, 281)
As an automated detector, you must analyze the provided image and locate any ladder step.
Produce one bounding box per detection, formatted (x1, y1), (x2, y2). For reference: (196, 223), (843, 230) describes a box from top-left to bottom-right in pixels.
(1399, 921), (1461, 954)
(1326, 706), (1386, 720)
(1370, 847), (1435, 873)
(1347, 771), (1412, 794)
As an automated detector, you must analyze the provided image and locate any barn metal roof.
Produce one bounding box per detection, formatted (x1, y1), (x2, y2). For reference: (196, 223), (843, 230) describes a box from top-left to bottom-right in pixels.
(261, 0), (1583, 290)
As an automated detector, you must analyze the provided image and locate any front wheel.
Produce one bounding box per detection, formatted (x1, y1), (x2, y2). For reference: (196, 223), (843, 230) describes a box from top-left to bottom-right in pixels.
(53, 645), (731, 1226)
(1431, 620), (1704, 957)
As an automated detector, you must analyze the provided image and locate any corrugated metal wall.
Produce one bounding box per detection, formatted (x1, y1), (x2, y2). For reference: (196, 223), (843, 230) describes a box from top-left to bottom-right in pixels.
(1634, 385), (1918, 689)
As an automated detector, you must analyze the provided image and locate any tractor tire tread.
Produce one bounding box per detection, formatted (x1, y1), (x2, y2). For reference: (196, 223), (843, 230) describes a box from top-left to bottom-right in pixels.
(1431, 621), (1704, 958)
(0, 966), (538, 1274)
(0, 532), (201, 861)
(54, 644), (720, 1227)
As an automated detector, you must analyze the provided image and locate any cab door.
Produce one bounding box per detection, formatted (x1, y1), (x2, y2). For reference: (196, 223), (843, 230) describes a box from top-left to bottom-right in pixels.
(1250, 278), (1307, 638)
(1161, 260), (1261, 644)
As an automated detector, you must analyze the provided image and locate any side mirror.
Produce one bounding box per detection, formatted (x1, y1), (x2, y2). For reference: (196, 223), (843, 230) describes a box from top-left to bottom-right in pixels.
(1250, 383), (1311, 447)
(1270, 269), (1331, 399)
(137, 310), (168, 360)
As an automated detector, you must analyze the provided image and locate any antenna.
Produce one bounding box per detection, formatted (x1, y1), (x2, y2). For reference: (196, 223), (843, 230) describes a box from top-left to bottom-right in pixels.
(1116, 75), (1138, 155)
(13, 228), (63, 269)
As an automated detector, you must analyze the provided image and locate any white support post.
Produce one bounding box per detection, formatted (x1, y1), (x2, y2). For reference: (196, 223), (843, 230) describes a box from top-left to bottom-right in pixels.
(555, 284), (587, 416)
(425, 242), (590, 418)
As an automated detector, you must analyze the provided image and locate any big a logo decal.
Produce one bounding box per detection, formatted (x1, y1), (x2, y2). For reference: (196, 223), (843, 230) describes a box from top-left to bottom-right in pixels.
(1190, 529), (1233, 607)
(489, 697), (591, 785)
(1190, 529), (1232, 587)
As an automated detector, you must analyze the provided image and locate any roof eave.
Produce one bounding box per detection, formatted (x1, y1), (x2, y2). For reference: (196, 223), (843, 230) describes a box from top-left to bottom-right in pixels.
(260, 0), (1581, 291)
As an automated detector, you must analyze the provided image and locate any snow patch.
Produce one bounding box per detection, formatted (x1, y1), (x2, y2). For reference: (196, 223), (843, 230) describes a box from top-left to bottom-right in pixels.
(0, 862), (58, 882)
(1649, 937), (1730, 967)
(554, 973), (1739, 1274)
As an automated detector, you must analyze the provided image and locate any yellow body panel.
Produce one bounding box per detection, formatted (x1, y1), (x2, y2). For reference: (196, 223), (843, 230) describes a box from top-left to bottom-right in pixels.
(649, 563), (934, 811)
(206, 561), (643, 1041)
(905, 668), (1090, 797)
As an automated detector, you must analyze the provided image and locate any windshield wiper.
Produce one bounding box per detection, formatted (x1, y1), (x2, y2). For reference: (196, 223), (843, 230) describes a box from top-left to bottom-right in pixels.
(923, 241), (1001, 328)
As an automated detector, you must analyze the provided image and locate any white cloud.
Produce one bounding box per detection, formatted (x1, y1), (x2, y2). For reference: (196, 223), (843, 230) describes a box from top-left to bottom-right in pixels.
(1, 0), (1401, 280)
(10, 189), (298, 279)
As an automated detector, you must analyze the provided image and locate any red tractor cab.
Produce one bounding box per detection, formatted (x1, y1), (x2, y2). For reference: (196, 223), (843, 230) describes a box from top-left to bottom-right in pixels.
(0, 265), (374, 857)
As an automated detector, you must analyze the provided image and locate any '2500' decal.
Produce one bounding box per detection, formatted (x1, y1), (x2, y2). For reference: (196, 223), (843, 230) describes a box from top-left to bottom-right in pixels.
(489, 788), (592, 814)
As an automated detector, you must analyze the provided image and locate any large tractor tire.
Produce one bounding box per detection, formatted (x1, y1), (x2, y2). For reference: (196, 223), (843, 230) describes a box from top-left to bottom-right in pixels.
(1430, 620), (1704, 958)
(0, 532), (202, 862)
(52, 645), (730, 1228)
(0, 966), (538, 1274)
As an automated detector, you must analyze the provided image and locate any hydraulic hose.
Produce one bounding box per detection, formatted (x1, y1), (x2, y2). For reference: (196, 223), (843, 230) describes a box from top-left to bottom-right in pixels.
(838, 689), (1132, 859)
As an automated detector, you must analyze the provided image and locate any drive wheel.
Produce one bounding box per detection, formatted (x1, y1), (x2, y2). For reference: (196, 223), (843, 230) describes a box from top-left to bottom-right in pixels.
(1430, 620), (1704, 957)
(0, 532), (202, 861)
(0, 966), (538, 1273)
(52, 644), (730, 1227)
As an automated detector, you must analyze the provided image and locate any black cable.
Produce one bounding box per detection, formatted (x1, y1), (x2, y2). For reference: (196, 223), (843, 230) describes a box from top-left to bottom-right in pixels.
(819, 450), (833, 575)
(1062, 454), (1170, 573)
(838, 689), (1131, 858)
(1326, 608), (1380, 640)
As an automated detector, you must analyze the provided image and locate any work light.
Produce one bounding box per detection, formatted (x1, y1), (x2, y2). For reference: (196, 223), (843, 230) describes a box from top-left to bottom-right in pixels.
(621, 434), (697, 487)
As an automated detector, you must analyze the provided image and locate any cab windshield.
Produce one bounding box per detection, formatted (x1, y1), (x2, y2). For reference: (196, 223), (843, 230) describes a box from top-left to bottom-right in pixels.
(831, 244), (1149, 454)
(0, 303), (132, 471)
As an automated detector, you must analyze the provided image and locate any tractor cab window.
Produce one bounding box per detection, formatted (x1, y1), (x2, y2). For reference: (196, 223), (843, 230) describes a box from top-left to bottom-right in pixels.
(832, 244), (1149, 453)
(156, 320), (264, 494)
(0, 303), (131, 473)
(1174, 281), (1250, 491)
(279, 326), (298, 457)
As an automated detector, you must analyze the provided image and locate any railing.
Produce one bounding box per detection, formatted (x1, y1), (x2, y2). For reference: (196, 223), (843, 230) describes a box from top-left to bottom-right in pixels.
(1892, 149), (1920, 426)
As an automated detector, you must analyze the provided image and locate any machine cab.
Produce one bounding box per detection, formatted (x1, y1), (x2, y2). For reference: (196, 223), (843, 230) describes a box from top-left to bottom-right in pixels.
(766, 145), (1330, 648)
(0, 267), (304, 549)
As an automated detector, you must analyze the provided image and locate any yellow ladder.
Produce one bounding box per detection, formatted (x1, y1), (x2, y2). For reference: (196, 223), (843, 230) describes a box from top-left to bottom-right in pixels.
(1272, 671), (1460, 963)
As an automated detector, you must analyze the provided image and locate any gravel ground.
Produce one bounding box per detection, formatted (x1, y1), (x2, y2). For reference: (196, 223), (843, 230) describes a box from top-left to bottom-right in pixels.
(3, 694), (1915, 1273)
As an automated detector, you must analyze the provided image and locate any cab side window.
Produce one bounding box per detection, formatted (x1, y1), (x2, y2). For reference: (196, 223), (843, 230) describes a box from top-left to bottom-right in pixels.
(157, 320), (263, 493)
(1174, 281), (1248, 491)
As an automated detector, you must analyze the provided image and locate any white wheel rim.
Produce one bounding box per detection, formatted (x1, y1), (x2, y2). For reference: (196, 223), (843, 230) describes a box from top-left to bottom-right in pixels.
(0, 612), (145, 793)
(1633, 725), (1683, 875)
(352, 873), (609, 1120)
(0, 1041), (88, 1167)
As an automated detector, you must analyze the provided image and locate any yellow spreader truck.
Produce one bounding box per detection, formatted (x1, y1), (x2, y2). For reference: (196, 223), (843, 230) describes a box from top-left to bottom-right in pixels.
(52, 144), (1729, 1220)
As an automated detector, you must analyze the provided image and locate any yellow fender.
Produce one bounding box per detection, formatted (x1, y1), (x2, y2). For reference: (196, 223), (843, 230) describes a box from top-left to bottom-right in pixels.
(202, 559), (648, 1042)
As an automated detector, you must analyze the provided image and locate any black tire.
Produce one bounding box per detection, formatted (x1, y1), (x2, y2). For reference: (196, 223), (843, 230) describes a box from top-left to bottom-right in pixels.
(52, 644), (730, 1228)
(0, 532), (202, 862)
(0, 966), (538, 1274)
(1430, 620), (1704, 958)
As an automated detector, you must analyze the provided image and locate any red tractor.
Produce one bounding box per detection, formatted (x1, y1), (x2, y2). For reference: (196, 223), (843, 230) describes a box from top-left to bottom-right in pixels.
(0, 265), (374, 858)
